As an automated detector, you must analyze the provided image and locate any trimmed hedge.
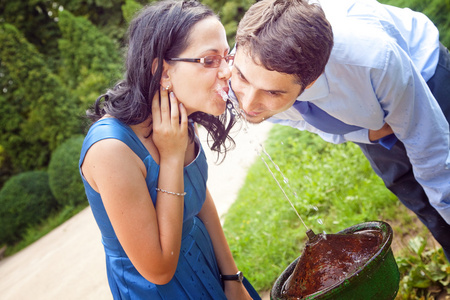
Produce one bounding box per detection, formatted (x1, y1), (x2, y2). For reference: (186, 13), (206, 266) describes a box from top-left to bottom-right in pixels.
(0, 171), (57, 244)
(48, 135), (87, 207)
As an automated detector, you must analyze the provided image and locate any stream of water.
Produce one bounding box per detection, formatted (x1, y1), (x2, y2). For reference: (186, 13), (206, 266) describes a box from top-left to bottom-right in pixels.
(224, 97), (314, 232)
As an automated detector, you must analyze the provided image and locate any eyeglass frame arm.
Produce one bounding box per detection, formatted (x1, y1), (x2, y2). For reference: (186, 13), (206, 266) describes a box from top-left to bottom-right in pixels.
(167, 58), (204, 63)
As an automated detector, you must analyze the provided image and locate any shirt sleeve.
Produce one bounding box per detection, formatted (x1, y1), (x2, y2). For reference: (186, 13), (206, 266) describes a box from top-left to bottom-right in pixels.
(374, 41), (450, 223)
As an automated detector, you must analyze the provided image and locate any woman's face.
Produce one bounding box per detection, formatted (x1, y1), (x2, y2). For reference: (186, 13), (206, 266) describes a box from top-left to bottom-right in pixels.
(166, 17), (231, 116)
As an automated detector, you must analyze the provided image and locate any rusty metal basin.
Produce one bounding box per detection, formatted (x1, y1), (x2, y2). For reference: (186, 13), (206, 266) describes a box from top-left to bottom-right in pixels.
(271, 221), (400, 300)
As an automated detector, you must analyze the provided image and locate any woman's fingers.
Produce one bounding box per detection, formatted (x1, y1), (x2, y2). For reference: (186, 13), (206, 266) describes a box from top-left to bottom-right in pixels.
(153, 86), (187, 131)
(179, 102), (188, 133)
(152, 86), (188, 159)
(159, 87), (170, 124)
(169, 92), (180, 127)
(152, 86), (173, 128)
(151, 88), (161, 125)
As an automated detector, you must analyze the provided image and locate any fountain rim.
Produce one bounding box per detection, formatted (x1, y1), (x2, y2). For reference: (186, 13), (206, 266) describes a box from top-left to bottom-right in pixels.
(301, 221), (393, 298)
(273, 220), (394, 299)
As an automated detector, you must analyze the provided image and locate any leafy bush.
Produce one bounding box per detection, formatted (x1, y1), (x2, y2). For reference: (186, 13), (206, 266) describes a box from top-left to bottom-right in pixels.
(396, 237), (450, 299)
(0, 171), (58, 244)
(48, 135), (87, 207)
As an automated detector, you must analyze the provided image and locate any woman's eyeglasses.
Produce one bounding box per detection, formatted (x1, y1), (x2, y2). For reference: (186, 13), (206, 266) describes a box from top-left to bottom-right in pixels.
(167, 55), (234, 68)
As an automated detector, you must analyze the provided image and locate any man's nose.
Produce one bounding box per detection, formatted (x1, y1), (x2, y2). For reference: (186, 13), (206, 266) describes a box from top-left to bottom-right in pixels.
(240, 87), (259, 112)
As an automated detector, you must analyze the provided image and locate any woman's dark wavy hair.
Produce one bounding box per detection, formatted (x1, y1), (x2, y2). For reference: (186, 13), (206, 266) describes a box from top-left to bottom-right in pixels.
(87, 0), (236, 162)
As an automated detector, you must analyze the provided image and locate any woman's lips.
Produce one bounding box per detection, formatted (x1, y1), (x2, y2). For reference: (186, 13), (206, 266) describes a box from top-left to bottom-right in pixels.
(215, 84), (229, 101)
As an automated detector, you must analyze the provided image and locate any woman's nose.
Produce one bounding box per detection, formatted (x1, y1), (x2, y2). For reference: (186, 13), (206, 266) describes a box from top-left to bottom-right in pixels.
(218, 61), (232, 80)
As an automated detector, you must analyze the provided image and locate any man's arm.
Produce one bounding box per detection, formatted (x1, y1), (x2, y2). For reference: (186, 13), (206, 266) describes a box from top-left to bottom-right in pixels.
(374, 41), (450, 223)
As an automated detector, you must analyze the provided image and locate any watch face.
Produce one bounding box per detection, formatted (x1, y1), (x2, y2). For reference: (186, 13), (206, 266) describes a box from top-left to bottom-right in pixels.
(237, 271), (244, 282)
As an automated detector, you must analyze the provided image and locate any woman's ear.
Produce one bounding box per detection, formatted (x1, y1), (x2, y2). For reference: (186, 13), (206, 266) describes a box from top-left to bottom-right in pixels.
(152, 58), (171, 87)
(151, 58), (160, 75)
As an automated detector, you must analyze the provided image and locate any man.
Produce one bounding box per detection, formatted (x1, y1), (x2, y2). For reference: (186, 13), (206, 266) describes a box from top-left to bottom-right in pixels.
(229, 0), (450, 261)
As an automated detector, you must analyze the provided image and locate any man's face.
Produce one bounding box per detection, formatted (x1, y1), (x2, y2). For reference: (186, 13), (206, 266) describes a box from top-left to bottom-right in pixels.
(230, 47), (303, 124)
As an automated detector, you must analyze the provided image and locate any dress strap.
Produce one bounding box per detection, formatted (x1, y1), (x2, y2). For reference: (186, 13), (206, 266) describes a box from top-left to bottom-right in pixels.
(79, 118), (150, 168)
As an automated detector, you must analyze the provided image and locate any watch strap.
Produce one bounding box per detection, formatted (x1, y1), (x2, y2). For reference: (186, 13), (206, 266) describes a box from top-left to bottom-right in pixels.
(221, 271), (243, 282)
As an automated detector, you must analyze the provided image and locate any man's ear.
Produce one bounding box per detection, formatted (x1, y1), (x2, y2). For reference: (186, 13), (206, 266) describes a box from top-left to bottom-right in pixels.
(152, 58), (171, 86)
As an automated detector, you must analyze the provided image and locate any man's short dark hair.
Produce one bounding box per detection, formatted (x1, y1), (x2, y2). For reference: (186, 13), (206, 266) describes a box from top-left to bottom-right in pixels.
(236, 0), (333, 90)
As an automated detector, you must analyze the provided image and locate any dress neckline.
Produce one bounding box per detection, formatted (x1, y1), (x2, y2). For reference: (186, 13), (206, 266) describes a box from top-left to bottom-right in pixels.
(98, 117), (203, 169)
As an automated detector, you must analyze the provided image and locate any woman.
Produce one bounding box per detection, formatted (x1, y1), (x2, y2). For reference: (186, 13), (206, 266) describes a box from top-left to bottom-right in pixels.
(78, 0), (260, 299)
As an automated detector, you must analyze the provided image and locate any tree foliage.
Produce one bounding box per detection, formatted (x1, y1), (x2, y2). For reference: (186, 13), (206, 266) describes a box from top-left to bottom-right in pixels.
(0, 0), (62, 70)
(202, 0), (255, 45)
(122, 0), (145, 24)
(0, 23), (82, 172)
(57, 10), (122, 90)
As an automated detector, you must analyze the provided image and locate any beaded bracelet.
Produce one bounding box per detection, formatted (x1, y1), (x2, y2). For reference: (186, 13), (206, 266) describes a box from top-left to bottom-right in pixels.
(155, 187), (186, 197)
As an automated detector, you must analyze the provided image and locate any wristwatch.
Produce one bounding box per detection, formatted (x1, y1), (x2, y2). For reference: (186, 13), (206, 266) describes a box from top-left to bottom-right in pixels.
(221, 271), (244, 282)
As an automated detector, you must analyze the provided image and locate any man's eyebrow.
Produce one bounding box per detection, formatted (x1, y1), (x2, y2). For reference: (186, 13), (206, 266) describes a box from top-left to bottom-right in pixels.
(234, 64), (288, 94)
(234, 65), (247, 81)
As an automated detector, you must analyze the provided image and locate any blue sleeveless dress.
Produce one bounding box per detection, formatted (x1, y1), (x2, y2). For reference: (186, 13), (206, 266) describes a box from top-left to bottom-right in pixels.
(79, 118), (259, 299)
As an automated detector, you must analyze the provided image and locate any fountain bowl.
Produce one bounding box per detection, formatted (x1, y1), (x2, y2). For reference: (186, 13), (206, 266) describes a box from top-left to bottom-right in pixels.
(271, 221), (400, 300)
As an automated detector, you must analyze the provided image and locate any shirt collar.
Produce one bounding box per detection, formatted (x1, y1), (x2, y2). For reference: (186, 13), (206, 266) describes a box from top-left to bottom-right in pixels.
(296, 73), (330, 101)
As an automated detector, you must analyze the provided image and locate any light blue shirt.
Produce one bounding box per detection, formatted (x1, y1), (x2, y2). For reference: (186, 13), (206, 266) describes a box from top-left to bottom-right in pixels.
(269, 0), (450, 223)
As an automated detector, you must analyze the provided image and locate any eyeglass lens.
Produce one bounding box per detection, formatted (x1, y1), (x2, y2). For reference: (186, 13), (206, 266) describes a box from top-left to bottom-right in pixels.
(204, 55), (234, 68)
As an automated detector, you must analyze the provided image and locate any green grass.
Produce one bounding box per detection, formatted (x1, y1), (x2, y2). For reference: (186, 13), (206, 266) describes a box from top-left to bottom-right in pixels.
(222, 125), (448, 297)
